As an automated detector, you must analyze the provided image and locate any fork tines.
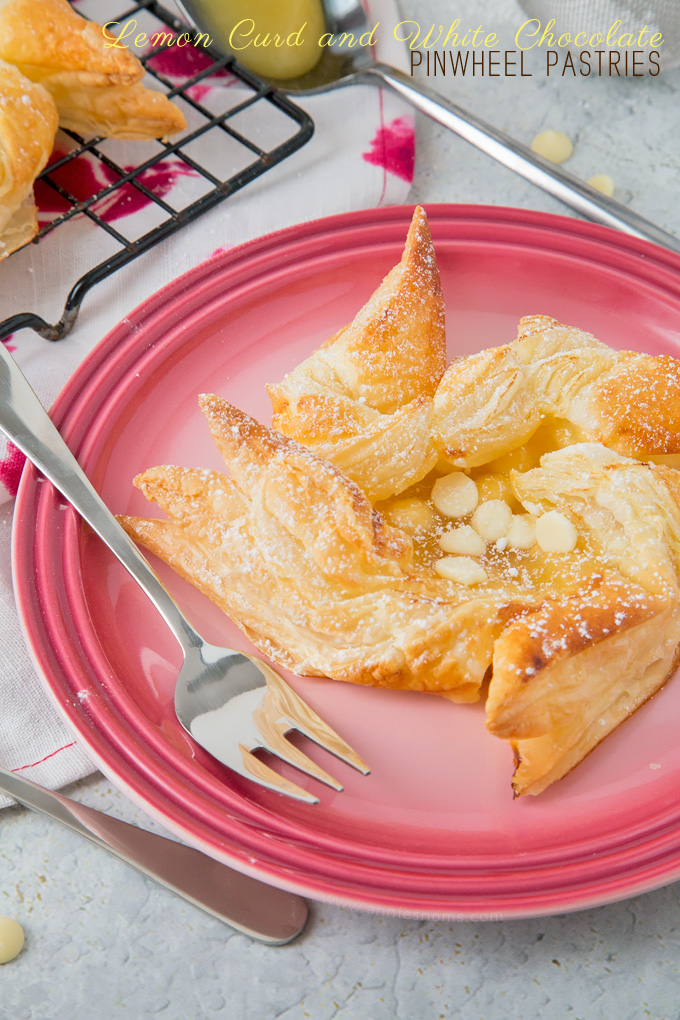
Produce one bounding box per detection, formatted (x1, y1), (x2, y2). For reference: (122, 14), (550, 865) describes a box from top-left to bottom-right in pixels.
(245, 665), (370, 804)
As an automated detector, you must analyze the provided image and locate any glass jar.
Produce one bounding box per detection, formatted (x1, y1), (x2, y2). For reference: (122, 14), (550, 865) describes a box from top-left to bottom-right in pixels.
(193, 0), (326, 78)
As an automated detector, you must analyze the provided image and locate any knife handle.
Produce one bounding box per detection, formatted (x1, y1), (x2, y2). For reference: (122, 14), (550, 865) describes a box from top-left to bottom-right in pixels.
(0, 766), (307, 945)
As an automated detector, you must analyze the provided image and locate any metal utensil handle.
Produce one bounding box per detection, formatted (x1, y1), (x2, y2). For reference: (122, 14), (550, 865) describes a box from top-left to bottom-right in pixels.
(366, 63), (680, 255)
(0, 765), (307, 944)
(0, 342), (197, 650)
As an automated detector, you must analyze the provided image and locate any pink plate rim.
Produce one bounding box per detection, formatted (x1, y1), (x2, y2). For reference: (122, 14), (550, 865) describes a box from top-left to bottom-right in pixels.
(12, 203), (680, 919)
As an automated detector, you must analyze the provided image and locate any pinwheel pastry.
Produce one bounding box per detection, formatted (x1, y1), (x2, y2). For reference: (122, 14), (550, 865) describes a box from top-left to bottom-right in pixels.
(120, 207), (680, 797)
(0, 59), (58, 259)
(0, 0), (186, 139)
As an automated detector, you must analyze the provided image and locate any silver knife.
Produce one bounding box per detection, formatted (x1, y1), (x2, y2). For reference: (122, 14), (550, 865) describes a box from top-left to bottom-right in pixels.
(0, 766), (307, 944)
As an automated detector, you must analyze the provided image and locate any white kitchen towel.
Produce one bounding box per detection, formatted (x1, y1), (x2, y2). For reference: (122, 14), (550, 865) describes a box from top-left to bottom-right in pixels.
(0, 0), (414, 804)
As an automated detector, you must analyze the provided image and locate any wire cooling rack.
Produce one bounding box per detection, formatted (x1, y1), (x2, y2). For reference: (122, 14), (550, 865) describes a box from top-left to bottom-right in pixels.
(0, 0), (314, 342)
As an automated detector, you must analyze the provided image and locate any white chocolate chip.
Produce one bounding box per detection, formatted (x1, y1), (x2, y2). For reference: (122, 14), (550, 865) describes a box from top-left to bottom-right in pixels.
(530, 130), (573, 164)
(0, 917), (24, 964)
(434, 556), (488, 585)
(431, 472), (478, 518)
(385, 497), (436, 533)
(506, 513), (537, 550)
(471, 500), (513, 542)
(535, 510), (578, 553)
(439, 524), (486, 556)
(587, 174), (614, 197)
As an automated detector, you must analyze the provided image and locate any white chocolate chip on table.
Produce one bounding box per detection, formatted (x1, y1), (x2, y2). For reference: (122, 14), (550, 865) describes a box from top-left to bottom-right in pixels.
(535, 510), (578, 553)
(431, 472), (478, 518)
(587, 174), (614, 197)
(434, 556), (488, 585)
(530, 130), (573, 164)
(0, 917), (24, 963)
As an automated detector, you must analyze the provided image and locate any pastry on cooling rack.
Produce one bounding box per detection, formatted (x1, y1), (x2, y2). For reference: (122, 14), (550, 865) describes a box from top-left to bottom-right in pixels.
(0, 0), (186, 139)
(267, 206), (446, 501)
(45, 80), (187, 141)
(0, 60), (58, 259)
(121, 207), (680, 797)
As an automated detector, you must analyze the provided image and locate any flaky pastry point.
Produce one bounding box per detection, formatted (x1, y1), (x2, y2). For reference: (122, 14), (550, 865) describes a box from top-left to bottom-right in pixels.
(46, 80), (187, 140)
(267, 206), (446, 500)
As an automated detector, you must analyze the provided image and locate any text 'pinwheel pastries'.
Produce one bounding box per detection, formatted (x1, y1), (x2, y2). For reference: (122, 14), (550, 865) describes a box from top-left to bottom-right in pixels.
(120, 206), (680, 797)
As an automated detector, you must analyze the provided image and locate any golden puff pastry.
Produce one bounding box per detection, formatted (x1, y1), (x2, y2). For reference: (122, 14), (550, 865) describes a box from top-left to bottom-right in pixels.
(486, 444), (680, 795)
(0, 0), (186, 139)
(0, 0), (143, 87)
(45, 79), (186, 141)
(0, 59), (58, 259)
(433, 313), (680, 469)
(119, 395), (521, 702)
(267, 206), (446, 500)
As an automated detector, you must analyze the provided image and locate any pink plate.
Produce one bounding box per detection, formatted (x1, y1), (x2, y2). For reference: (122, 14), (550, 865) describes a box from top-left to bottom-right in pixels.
(12, 204), (680, 919)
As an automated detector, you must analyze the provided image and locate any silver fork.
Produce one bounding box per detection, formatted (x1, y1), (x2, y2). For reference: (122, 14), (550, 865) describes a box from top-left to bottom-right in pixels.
(0, 341), (369, 804)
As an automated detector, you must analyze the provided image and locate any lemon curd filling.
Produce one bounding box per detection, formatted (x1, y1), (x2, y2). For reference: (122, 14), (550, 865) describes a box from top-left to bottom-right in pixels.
(378, 418), (603, 589)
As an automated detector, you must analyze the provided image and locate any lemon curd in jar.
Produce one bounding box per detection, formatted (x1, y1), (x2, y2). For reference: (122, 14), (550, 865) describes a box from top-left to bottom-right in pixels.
(198, 0), (326, 78)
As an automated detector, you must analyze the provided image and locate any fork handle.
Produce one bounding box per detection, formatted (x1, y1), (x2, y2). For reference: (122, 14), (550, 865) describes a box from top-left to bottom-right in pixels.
(0, 765), (307, 944)
(0, 342), (199, 652)
(364, 63), (680, 256)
